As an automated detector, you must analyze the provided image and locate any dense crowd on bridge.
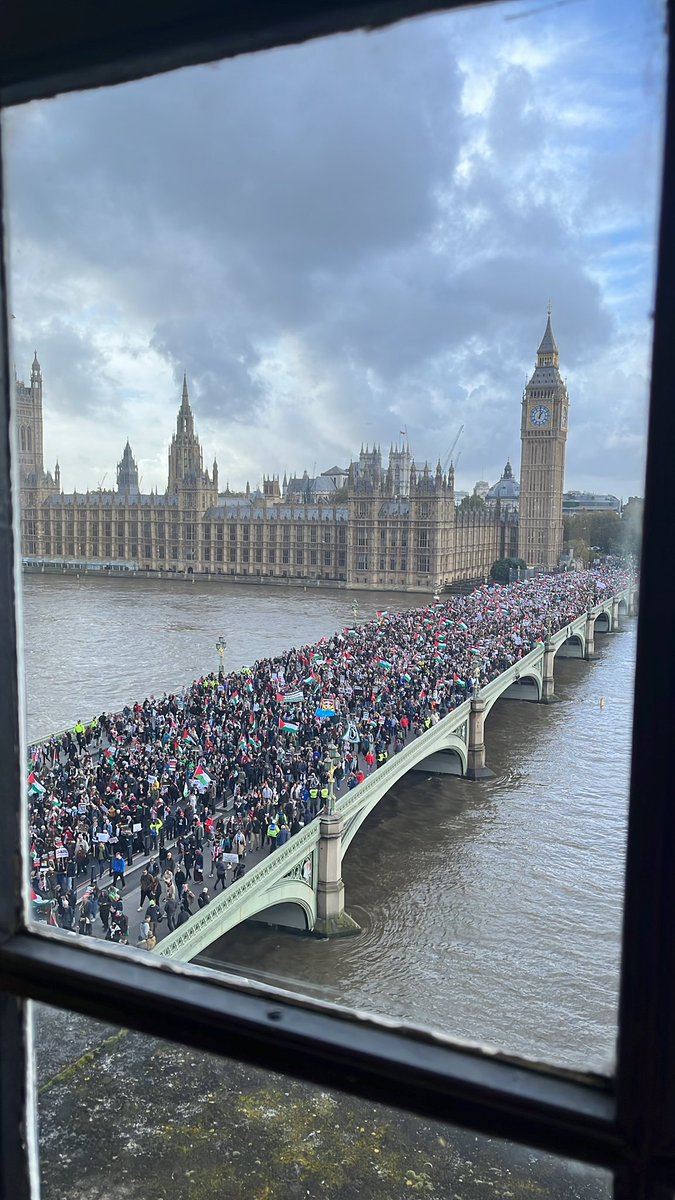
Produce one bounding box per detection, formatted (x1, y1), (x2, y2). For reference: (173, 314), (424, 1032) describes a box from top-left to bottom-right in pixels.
(29, 563), (630, 943)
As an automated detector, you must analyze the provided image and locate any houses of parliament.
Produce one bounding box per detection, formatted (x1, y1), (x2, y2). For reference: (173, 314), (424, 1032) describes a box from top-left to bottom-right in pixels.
(16, 312), (568, 592)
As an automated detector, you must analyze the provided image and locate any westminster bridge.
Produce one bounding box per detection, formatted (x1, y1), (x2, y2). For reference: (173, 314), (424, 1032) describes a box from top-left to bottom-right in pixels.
(156, 586), (635, 961)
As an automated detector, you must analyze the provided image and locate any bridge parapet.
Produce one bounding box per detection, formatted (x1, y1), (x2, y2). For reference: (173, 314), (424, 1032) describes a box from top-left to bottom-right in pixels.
(156, 820), (319, 961)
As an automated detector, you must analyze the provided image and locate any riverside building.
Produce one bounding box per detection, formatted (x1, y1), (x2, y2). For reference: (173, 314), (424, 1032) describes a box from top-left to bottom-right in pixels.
(17, 314), (569, 590)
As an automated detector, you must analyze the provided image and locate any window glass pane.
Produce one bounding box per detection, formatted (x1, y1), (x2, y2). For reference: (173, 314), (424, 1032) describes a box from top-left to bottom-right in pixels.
(34, 1001), (613, 1199)
(6, 0), (662, 1072)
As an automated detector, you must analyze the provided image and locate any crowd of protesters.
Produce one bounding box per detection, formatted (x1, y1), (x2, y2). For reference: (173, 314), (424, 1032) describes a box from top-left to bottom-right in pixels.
(29, 563), (630, 946)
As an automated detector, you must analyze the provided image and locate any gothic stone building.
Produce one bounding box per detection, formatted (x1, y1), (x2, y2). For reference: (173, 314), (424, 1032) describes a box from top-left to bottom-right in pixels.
(518, 308), (569, 568)
(17, 315), (564, 591)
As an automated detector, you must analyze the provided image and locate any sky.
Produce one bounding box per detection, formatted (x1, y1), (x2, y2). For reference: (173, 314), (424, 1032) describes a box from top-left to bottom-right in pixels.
(2, 0), (666, 501)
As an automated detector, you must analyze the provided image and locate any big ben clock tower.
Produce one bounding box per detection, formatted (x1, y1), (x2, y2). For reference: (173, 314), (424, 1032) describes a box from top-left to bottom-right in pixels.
(518, 307), (569, 568)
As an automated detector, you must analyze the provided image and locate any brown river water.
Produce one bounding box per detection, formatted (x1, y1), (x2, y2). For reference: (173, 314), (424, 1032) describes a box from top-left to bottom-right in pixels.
(22, 572), (634, 1076)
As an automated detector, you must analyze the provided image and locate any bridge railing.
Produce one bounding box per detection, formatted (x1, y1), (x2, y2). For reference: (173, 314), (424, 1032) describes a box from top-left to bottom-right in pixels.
(155, 816), (319, 959)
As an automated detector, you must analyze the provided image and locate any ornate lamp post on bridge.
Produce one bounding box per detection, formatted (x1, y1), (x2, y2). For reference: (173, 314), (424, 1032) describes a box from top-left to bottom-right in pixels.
(326, 743), (342, 815)
(215, 635), (227, 680)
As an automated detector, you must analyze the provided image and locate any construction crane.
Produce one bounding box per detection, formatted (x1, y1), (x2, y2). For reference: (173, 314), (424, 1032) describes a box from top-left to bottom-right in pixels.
(442, 424), (464, 475)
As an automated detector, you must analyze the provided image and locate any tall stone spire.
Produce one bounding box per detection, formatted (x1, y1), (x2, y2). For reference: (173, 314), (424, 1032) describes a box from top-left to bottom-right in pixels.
(168, 374), (205, 492)
(536, 305), (560, 368)
(117, 439), (139, 498)
(176, 372), (195, 437)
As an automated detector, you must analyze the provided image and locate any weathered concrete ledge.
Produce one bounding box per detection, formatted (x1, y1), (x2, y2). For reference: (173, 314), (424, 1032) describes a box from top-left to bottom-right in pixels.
(312, 911), (361, 938)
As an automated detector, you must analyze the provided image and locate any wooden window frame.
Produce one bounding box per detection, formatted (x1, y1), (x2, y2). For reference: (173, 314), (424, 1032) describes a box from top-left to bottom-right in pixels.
(0, 1), (673, 1197)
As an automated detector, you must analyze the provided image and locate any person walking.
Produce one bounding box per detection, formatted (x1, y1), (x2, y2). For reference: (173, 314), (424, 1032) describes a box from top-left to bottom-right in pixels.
(214, 857), (228, 892)
(138, 867), (153, 911)
(267, 816), (279, 853)
(96, 839), (108, 879)
(111, 851), (126, 889)
(164, 894), (179, 932)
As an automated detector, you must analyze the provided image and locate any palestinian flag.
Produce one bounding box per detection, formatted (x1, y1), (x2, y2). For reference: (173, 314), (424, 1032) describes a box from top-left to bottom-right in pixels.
(279, 718), (300, 733)
(27, 771), (45, 796)
(193, 766), (212, 787)
(104, 747), (115, 763)
(183, 731), (199, 746)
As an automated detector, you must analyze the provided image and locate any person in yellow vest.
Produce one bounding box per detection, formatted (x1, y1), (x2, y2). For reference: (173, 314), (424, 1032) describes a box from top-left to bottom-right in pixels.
(149, 818), (163, 851)
(320, 783), (330, 807)
(267, 816), (279, 853)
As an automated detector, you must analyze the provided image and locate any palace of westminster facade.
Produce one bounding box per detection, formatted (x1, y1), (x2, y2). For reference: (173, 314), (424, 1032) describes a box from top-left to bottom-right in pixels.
(16, 313), (568, 592)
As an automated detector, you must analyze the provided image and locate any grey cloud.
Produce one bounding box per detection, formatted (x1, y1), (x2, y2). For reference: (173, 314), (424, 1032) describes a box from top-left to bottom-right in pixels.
(12, 318), (113, 418)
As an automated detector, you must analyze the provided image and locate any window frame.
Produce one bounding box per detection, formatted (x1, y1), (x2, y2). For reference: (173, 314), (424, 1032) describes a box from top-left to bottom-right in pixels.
(0, 1), (673, 1197)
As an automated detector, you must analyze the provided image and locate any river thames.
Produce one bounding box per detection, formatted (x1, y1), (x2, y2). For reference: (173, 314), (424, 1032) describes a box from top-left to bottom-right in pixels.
(22, 572), (634, 1077)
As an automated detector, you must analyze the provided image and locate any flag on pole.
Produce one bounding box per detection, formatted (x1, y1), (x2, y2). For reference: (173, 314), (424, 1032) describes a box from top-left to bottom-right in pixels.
(27, 771), (45, 795)
(279, 718), (300, 733)
(192, 766), (212, 787)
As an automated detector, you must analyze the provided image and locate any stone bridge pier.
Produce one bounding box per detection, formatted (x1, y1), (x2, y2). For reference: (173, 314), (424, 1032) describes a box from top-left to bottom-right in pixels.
(542, 637), (556, 703)
(585, 611), (596, 660)
(465, 696), (495, 781)
(314, 812), (360, 937)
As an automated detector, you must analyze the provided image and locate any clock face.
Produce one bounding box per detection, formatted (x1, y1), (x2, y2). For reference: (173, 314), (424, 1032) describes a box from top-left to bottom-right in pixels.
(530, 404), (551, 427)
